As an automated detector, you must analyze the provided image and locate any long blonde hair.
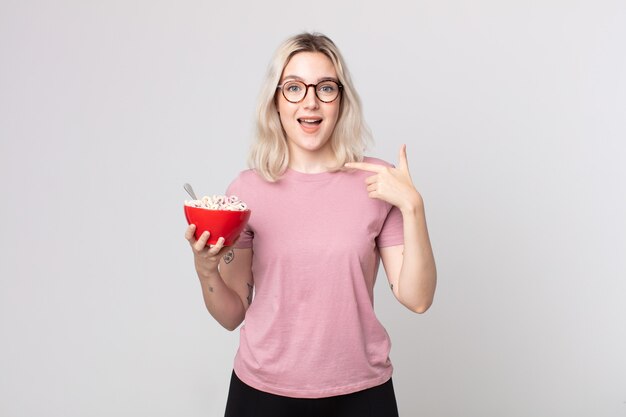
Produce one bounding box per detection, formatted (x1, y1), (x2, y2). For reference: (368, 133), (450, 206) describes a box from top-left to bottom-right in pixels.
(249, 32), (372, 182)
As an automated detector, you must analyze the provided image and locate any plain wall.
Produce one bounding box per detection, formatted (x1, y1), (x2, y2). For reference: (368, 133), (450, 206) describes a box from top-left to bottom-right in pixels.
(1, 1), (625, 416)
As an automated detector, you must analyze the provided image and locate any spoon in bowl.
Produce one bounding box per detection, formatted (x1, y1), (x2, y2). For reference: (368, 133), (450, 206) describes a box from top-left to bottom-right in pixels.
(183, 183), (198, 200)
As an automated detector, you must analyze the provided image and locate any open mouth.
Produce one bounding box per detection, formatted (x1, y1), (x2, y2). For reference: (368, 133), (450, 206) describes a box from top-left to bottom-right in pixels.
(298, 118), (322, 126)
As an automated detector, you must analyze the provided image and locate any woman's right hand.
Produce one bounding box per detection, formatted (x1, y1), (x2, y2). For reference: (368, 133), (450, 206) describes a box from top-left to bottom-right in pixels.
(185, 224), (252, 330)
(185, 224), (229, 280)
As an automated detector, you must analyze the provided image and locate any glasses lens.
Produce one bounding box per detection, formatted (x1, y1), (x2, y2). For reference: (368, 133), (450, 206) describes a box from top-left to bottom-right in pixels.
(282, 81), (306, 102)
(316, 81), (340, 102)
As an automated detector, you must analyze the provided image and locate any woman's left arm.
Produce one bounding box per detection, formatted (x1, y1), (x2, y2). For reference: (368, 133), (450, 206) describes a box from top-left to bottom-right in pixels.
(345, 145), (437, 313)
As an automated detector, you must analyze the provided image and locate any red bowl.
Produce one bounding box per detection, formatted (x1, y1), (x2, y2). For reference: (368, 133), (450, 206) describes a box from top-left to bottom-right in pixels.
(184, 205), (251, 246)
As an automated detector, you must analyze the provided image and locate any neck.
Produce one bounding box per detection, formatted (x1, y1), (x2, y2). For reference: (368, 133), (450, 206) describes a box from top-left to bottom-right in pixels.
(288, 161), (334, 174)
(287, 144), (335, 174)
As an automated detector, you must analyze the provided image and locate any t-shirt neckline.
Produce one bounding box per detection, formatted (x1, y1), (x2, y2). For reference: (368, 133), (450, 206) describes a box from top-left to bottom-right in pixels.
(282, 168), (338, 182)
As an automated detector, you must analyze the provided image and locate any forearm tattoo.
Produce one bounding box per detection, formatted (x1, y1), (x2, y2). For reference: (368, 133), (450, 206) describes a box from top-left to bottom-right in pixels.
(246, 283), (253, 305)
(390, 283), (394, 291)
(223, 250), (234, 264)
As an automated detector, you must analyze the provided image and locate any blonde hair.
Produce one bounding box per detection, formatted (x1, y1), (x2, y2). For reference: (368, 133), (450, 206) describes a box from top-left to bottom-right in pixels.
(249, 32), (372, 182)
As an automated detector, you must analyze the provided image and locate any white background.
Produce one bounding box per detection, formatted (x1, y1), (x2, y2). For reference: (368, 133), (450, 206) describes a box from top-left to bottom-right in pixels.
(1, 1), (625, 416)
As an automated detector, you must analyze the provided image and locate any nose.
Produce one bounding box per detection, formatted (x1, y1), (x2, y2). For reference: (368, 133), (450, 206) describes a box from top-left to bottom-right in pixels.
(302, 85), (320, 109)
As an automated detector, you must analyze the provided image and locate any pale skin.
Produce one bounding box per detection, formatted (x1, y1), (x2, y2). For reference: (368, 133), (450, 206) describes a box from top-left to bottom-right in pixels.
(185, 147), (436, 328)
(184, 227), (253, 331)
(186, 51), (435, 331)
(345, 144), (437, 313)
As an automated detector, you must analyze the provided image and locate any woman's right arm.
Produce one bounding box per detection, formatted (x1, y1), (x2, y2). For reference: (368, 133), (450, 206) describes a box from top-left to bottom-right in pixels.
(185, 224), (253, 331)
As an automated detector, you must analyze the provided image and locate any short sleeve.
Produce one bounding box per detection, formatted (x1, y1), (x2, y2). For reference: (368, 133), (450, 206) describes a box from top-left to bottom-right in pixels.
(375, 205), (404, 248)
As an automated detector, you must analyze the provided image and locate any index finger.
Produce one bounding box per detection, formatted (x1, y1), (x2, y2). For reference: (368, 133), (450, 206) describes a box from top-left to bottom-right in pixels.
(344, 162), (385, 173)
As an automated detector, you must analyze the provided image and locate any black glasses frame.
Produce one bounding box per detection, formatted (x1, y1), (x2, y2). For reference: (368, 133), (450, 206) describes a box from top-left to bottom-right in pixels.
(276, 80), (343, 103)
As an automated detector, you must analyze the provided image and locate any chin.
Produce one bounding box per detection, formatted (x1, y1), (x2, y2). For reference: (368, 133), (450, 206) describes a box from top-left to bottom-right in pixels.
(301, 137), (331, 151)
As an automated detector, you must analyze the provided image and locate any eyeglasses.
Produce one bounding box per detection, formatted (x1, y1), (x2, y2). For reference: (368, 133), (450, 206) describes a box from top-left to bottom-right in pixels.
(276, 79), (343, 103)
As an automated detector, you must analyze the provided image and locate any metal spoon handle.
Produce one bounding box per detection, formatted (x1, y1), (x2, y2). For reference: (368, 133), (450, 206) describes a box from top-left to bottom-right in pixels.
(183, 183), (198, 200)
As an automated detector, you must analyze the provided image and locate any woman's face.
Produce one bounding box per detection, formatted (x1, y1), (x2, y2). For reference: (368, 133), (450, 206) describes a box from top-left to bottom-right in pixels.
(276, 52), (341, 161)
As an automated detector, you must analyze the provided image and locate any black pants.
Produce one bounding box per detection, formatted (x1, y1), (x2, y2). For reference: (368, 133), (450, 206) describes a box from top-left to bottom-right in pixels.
(224, 370), (400, 417)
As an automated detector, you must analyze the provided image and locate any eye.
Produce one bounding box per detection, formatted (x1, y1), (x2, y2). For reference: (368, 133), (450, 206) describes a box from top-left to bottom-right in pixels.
(284, 82), (303, 92)
(318, 82), (337, 93)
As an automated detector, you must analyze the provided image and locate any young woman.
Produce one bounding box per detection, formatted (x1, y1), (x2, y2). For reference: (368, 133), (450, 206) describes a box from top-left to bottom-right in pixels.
(185, 32), (437, 417)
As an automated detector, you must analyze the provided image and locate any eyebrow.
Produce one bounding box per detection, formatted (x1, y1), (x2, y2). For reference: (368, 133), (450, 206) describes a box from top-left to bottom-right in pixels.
(281, 75), (339, 83)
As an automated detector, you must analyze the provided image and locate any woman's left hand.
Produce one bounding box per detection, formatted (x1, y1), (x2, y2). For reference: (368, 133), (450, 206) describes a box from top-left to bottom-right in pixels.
(345, 144), (423, 213)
